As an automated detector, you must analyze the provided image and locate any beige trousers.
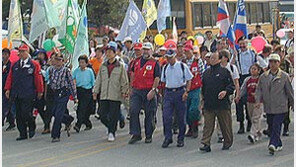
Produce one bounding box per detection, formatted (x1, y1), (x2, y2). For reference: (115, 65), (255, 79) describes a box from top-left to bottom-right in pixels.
(247, 102), (263, 138)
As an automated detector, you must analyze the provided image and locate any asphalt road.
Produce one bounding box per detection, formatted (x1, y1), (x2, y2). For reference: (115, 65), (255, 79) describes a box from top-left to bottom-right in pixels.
(2, 102), (294, 167)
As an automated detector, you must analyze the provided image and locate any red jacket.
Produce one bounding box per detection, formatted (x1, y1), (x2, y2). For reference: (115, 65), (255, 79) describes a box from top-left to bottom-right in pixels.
(132, 58), (156, 90)
(189, 60), (202, 91)
(5, 59), (44, 94)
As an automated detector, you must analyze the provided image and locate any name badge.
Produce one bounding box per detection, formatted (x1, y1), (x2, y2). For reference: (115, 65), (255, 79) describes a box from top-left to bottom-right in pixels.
(146, 65), (152, 70)
(28, 68), (34, 74)
(192, 67), (198, 72)
(23, 64), (31, 68)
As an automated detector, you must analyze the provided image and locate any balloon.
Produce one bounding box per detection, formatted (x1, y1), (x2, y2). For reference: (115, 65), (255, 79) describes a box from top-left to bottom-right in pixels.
(196, 36), (204, 44)
(164, 39), (177, 50)
(194, 39), (199, 46)
(251, 36), (267, 53)
(2, 38), (12, 49)
(9, 49), (19, 63)
(276, 29), (285, 38)
(154, 34), (165, 46)
(187, 36), (194, 41)
(43, 39), (56, 51)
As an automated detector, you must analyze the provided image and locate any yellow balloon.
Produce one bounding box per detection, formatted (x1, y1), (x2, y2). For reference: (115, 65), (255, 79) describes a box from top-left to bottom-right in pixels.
(154, 34), (165, 46)
(2, 38), (12, 49)
(194, 39), (199, 46)
(187, 36), (194, 41)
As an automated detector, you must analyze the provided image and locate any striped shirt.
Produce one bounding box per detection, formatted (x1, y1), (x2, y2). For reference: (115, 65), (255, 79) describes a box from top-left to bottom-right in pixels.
(185, 57), (204, 75)
(48, 66), (77, 99)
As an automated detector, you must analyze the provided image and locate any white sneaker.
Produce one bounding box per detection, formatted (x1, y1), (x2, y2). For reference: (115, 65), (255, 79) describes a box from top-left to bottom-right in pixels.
(268, 145), (276, 155)
(108, 133), (115, 142)
(276, 146), (283, 151)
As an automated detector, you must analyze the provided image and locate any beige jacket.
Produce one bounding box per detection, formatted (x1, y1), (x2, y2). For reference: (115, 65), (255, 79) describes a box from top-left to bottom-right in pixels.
(93, 60), (129, 101)
(255, 69), (294, 114)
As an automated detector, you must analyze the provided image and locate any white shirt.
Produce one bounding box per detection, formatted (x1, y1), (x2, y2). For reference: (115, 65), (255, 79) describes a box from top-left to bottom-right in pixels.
(256, 56), (268, 69)
(223, 63), (240, 80)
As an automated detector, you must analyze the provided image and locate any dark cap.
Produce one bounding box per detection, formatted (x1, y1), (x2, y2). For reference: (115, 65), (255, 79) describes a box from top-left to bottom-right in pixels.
(237, 36), (247, 42)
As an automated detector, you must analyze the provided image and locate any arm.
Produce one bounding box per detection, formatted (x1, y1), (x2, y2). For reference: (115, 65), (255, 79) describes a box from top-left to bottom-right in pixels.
(239, 77), (248, 98)
(93, 66), (102, 95)
(120, 65), (129, 95)
(255, 75), (263, 103)
(284, 75), (294, 107)
(225, 70), (235, 96)
(66, 69), (77, 100)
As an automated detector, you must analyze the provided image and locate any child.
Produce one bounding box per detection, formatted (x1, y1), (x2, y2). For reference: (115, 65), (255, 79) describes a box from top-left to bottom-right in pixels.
(240, 64), (263, 143)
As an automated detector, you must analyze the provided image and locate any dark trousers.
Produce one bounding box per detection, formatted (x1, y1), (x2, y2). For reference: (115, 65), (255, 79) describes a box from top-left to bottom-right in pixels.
(163, 89), (186, 141)
(99, 100), (121, 134)
(2, 93), (15, 126)
(236, 74), (251, 123)
(15, 97), (36, 138)
(51, 93), (74, 138)
(76, 87), (93, 128)
(267, 113), (285, 148)
(34, 97), (51, 129)
(129, 89), (157, 138)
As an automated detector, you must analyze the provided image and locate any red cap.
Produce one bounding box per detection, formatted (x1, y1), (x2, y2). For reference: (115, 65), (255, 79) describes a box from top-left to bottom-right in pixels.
(183, 40), (193, 51)
(19, 44), (30, 51)
(133, 43), (142, 50)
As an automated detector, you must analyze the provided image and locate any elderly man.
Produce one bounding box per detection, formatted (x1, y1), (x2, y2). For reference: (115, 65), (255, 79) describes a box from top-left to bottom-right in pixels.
(255, 54), (293, 155)
(128, 42), (161, 144)
(199, 52), (234, 152)
(161, 49), (193, 148)
(5, 44), (44, 140)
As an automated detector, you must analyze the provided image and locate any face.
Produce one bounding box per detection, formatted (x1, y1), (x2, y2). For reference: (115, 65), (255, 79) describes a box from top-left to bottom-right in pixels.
(269, 60), (280, 71)
(210, 53), (221, 65)
(134, 49), (143, 57)
(143, 48), (151, 58)
(19, 50), (29, 59)
(177, 46), (183, 54)
(220, 41), (228, 50)
(221, 55), (228, 63)
(206, 32), (212, 39)
(250, 65), (260, 76)
(103, 39), (108, 46)
(256, 27), (261, 32)
(205, 56), (211, 64)
(288, 32), (293, 39)
(95, 49), (103, 58)
(37, 53), (46, 61)
(2, 52), (10, 62)
(239, 40), (247, 51)
(79, 59), (88, 69)
(90, 40), (95, 47)
(54, 57), (64, 67)
(106, 49), (116, 60)
(167, 56), (175, 64)
(125, 41), (132, 49)
(159, 50), (166, 56)
(184, 49), (193, 59)
(289, 53), (294, 63)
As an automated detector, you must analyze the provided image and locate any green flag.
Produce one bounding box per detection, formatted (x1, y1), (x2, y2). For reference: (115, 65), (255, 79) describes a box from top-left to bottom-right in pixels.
(58, 0), (80, 54)
(72, 0), (89, 71)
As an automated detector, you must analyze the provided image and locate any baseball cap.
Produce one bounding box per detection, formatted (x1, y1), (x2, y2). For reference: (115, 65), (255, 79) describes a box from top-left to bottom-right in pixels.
(269, 54), (281, 62)
(106, 41), (117, 52)
(165, 49), (176, 58)
(205, 52), (212, 58)
(159, 46), (167, 51)
(143, 42), (153, 50)
(19, 44), (30, 51)
(287, 47), (294, 55)
(123, 37), (133, 43)
(183, 40), (193, 51)
(133, 43), (142, 50)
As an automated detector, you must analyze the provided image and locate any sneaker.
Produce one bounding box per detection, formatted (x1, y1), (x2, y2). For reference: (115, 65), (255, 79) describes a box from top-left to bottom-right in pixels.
(217, 137), (224, 143)
(29, 131), (35, 138)
(108, 133), (115, 142)
(248, 135), (255, 144)
(73, 125), (80, 133)
(268, 145), (276, 155)
(276, 146), (283, 151)
(128, 135), (142, 144)
(145, 137), (152, 143)
(126, 115), (130, 120)
(84, 126), (92, 131)
(162, 139), (173, 148)
(173, 129), (178, 135)
(199, 144), (211, 152)
(6, 124), (16, 131)
(282, 131), (289, 136)
(119, 120), (125, 129)
(52, 138), (60, 143)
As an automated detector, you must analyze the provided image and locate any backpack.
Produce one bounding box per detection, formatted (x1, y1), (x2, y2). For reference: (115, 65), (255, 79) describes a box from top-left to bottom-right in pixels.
(163, 62), (185, 82)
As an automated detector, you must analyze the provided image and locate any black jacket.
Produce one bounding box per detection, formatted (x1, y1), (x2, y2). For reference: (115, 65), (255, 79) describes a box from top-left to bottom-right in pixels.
(202, 64), (234, 111)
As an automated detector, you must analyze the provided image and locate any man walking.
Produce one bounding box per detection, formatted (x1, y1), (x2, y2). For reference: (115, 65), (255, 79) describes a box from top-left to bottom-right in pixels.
(199, 52), (234, 152)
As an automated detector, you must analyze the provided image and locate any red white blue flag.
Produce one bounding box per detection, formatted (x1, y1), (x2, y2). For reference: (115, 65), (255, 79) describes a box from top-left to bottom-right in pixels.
(233, 0), (248, 49)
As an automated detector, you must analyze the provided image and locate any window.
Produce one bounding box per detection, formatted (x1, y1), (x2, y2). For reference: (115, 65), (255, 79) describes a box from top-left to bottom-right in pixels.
(228, 3), (236, 23)
(263, 3), (271, 23)
(250, 3), (257, 23)
(203, 3), (212, 27)
(192, 3), (202, 28)
(257, 3), (264, 23)
(211, 2), (218, 27)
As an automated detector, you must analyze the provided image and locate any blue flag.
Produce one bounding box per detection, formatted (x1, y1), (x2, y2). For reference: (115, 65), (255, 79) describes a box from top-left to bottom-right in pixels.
(157, 0), (171, 33)
(233, 0), (248, 49)
(116, 0), (147, 42)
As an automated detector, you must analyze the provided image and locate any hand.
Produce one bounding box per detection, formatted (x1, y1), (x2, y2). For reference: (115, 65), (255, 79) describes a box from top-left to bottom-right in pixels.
(182, 92), (188, 101)
(5, 90), (10, 99)
(147, 89), (155, 101)
(218, 91), (227, 100)
(74, 99), (79, 104)
(234, 96), (240, 103)
(122, 93), (128, 98)
(93, 93), (97, 100)
(37, 93), (43, 100)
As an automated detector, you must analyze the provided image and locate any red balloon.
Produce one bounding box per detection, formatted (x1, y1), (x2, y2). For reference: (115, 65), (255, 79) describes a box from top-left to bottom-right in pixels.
(251, 36), (267, 53)
(164, 39), (177, 50)
(9, 49), (19, 63)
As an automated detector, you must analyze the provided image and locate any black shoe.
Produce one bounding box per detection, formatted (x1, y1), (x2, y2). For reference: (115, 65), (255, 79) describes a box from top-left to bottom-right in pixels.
(16, 136), (28, 141)
(199, 144), (211, 152)
(248, 135), (255, 144)
(237, 123), (245, 134)
(145, 137), (152, 143)
(162, 139), (173, 148)
(283, 131), (289, 136)
(217, 137), (224, 143)
(283, 124), (289, 136)
(173, 129), (178, 135)
(126, 115), (130, 120)
(66, 124), (72, 137)
(177, 140), (184, 147)
(84, 126), (92, 131)
(128, 135), (142, 144)
(119, 120), (125, 129)
(42, 129), (51, 134)
(247, 121), (252, 132)
(29, 131), (35, 138)
(52, 138), (60, 143)
(263, 129), (270, 137)
(222, 145), (231, 150)
(73, 125), (80, 133)
(6, 124), (16, 131)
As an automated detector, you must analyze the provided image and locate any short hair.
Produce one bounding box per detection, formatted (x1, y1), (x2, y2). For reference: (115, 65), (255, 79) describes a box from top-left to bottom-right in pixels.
(256, 25), (261, 29)
(270, 39), (280, 46)
(249, 63), (263, 75)
(218, 49), (231, 61)
(95, 46), (103, 52)
(217, 38), (228, 45)
(78, 55), (89, 64)
(2, 48), (10, 55)
(200, 46), (209, 53)
(181, 31), (187, 35)
(205, 30), (212, 34)
(262, 44), (272, 53)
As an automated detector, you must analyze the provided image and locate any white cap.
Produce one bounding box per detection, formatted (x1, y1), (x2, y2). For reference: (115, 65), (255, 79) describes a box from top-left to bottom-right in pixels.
(269, 54), (281, 62)
(159, 46), (167, 51)
(123, 37), (132, 43)
(143, 42), (154, 50)
(205, 52), (212, 58)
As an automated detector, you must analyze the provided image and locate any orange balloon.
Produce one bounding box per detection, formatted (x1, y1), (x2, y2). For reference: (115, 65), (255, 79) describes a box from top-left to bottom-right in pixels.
(2, 39), (12, 49)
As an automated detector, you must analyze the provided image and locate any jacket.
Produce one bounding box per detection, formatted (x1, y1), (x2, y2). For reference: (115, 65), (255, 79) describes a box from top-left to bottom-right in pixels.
(93, 59), (129, 102)
(255, 69), (294, 114)
(202, 64), (234, 111)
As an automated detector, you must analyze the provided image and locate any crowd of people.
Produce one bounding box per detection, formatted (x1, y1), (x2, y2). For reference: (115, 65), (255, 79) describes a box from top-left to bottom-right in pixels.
(2, 27), (294, 155)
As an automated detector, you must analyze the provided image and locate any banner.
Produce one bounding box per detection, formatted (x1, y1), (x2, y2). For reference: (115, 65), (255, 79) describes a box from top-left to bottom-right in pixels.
(157, 0), (171, 33)
(140, 0), (158, 41)
(233, 0), (248, 48)
(116, 0), (147, 42)
(72, 0), (89, 71)
(7, 0), (23, 43)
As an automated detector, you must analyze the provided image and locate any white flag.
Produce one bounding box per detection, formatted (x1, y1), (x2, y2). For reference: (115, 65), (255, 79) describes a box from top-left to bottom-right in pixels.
(7, 0), (23, 43)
